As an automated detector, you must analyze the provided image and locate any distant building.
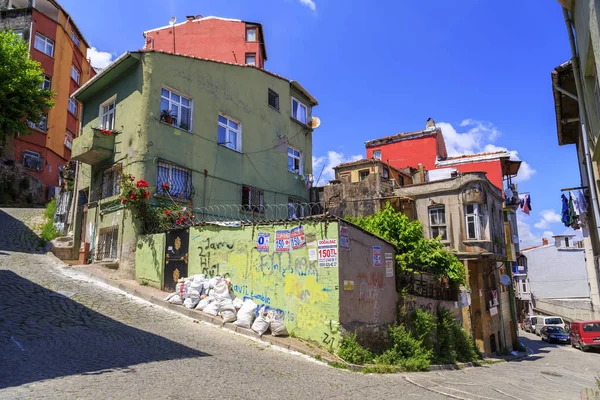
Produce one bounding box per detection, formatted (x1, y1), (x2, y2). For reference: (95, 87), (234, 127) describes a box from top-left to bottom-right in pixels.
(520, 235), (596, 321)
(143, 15), (267, 69)
(0, 0), (94, 198)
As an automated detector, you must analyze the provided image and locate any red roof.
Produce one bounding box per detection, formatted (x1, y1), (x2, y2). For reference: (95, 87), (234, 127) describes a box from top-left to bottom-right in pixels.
(334, 158), (406, 175)
(520, 245), (543, 252)
(365, 128), (439, 147)
(443, 151), (509, 161)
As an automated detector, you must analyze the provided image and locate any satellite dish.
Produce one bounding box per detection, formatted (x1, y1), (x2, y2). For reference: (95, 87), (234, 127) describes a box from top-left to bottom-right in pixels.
(308, 116), (321, 129)
(169, 16), (177, 26)
(500, 274), (511, 286)
(504, 188), (513, 199)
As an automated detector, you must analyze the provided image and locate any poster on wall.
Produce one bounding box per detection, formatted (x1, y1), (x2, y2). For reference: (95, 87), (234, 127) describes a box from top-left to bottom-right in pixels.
(290, 226), (307, 250)
(339, 226), (350, 250)
(317, 239), (338, 267)
(275, 230), (290, 252)
(307, 241), (318, 261)
(372, 246), (382, 267)
(343, 280), (354, 291)
(257, 233), (270, 252)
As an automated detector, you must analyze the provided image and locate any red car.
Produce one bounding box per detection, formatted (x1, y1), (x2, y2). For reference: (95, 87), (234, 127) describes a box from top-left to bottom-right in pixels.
(570, 320), (600, 352)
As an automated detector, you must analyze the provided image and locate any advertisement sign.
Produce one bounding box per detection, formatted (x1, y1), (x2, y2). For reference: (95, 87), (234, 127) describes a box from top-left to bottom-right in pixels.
(340, 226), (350, 250)
(290, 226), (306, 250)
(275, 230), (290, 252)
(317, 239), (338, 267)
(257, 233), (270, 252)
(372, 246), (382, 267)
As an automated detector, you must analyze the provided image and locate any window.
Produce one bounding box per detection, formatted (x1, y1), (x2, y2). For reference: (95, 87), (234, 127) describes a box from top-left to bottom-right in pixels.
(157, 161), (193, 199)
(64, 131), (73, 149)
(245, 53), (256, 66)
(160, 88), (192, 131)
(246, 27), (257, 42)
(97, 227), (118, 261)
(70, 31), (80, 46)
(429, 206), (447, 240)
(102, 165), (121, 198)
(14, 29), (24, 39)
(34, 33), (54, 57)
(268, 89), (279, 110)
(291, 97), (308, 124)
(70, 65), (80, 84)
(521, 278), (527, 294)
(465, 203), (484, 240)
(100, 98), (116, 130)
(565, 237), (570, 247)
(288, 147), (302, 174)
(21, 151), (43, 171)
(218, 114), (242, 152)
(382, 168), (389, 179)
(359, 169), (370, 181)
(41, 75), (51, 91)
(373, 150), (381, 160)
(68, 97), (78, 115)
(288, 198), (305, 219)
(242, 185), (264, 213)
(28, 115), (47, 132)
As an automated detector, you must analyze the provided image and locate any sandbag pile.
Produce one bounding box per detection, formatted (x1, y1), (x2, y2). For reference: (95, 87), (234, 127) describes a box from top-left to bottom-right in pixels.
(164, 275), (288, 337)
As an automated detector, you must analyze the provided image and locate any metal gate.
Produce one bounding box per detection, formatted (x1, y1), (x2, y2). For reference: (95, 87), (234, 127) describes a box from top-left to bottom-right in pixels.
(164, 229), (189, 291)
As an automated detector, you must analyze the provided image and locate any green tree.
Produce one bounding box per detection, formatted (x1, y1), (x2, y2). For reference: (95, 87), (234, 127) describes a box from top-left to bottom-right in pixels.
(348, 203), (466, 287)
(0, 30), (54, 142)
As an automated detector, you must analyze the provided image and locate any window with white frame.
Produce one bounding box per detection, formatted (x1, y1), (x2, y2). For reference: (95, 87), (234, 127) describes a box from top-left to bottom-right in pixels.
(28, 114), (47, 132)
(34, 33), (54, 57)
(68, 97), (78, 115)
(157, 161), (193, 199)
(373, 149), (381, 160)
(41, 75), (51, 91)
(242, 185), (264, 213)
(64, 131), (73, 149)
(99, 97), (116, 130)
(245, 53), (256, 66)
(429, 206), (447, 241)
(70, 65), (80, 84)
(465, 203), (485, 240)
(160, 88), (192, 131)
(218, 114), (242, 152)
(246, 27), (257, 42)
(70, 31), (80, 46)
(291, 97), (308, 124)
(288, 147), (302, 174)
(21, 151), (43, 171)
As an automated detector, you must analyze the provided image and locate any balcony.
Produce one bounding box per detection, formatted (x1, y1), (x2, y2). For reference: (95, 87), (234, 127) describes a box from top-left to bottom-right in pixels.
(71, 128), (115, 165)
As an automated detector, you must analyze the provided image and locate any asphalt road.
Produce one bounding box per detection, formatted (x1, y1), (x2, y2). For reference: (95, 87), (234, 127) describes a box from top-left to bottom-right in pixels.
(0, 208), (598, 400)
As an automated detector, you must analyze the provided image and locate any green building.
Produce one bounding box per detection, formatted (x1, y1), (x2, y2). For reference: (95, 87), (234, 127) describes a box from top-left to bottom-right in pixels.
(70, 50), (318, 277)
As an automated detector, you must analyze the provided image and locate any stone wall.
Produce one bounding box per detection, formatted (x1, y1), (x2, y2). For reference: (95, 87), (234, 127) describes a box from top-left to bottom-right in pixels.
(0, 159), (44, 205)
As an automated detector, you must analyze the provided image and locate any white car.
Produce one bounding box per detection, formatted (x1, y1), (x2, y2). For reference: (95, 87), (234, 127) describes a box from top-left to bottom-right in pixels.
(535, 316), (566, 336)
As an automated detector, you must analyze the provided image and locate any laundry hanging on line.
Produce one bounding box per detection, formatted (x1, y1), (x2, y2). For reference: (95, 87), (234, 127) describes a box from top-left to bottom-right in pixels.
(561, 191), (585, 229)
(519, 194), (532, 215)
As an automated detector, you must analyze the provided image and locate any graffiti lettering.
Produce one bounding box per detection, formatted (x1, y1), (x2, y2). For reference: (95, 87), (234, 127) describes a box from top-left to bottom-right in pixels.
(322, 332), (336, 346)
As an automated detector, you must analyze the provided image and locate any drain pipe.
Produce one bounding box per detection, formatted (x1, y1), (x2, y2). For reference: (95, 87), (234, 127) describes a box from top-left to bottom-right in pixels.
(562, 7), (600, 241)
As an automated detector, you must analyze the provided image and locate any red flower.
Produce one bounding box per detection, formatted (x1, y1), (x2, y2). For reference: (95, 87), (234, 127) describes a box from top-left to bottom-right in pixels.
(141, 190), (151, 199)
(120, 199), (127, 204)
(136, 179), (149, 188)
(175, 218), (182, 225)
(129, 193), (138, 200)
(164, 209), (172, 215)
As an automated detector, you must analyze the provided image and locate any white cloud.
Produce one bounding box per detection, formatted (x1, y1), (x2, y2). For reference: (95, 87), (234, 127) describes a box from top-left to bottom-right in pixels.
(437, 120), (536, 183)
(298, 0), (316, 10)
(87, 47), (114, 69)
(313, 151), (361, 185)
(517, 215), (542, 248)
(534, 210), (562, 229)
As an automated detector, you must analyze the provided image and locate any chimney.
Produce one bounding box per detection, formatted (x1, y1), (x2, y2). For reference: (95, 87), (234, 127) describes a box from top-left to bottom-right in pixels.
(186, 15), (195, 21)
(426, 117), (435, 130)
(418, 163), (426, 183)
(196, 14), (203, 19)
(542, 238), (548, 246)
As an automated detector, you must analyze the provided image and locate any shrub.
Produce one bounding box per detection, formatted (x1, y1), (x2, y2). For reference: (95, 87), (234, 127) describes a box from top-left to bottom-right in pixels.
(337, 334), (373, 365)
(40, 198), (60, 242)
(44, 198), (56, 219)
(375, 325), (432, 371)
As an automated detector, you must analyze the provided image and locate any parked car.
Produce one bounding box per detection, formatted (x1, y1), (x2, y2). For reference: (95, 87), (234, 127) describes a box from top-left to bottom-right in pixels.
(540, 326), (570, 344)
(524, 316), (534, 333)
(570, 320), (600, 352)
(528, 316), (544, 334)
(535, 316), (566, 336)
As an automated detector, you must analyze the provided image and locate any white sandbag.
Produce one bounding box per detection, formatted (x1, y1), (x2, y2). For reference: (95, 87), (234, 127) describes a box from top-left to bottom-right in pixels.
(268, 311), (288, 337)
(184, 288), (201, 309)
(204, 301), (219, 316)
(213, 281), (230, 299)
(218, 298), (236, 312)
(195, 297), (213, 311)
(221, 310), (237, 323)
(232, 298), (244, 310)
(191, 274), (205, 282)
(175, 279), (191, 299)
(164, 293), (176, 302)
(167, 294), (183, 305)
(251, 311), (271, 336)
(234, 299), (258, 328)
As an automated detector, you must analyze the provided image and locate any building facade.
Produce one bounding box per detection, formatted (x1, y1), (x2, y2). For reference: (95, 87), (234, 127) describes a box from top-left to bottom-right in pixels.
(143, 16), (267, 69)
(552, 0), (600, 320)
(70, 50), (317, 277)
(0, 0), (93, 197)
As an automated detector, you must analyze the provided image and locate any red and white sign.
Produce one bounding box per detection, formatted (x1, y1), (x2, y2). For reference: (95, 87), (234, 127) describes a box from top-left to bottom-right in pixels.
(317, 239), (338, 267)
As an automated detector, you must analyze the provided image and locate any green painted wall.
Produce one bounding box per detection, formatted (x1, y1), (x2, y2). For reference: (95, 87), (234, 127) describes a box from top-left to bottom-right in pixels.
(188, 221), (340, 346)
(135, 233), (166, 289)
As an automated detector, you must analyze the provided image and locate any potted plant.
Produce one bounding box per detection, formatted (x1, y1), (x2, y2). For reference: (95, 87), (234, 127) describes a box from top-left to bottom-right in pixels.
(160, 109), (174, 125)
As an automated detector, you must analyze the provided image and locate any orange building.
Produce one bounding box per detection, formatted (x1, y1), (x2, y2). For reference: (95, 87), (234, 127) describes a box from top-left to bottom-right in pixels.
(143, 15), (267, 69)
(0, 0), (94, 198)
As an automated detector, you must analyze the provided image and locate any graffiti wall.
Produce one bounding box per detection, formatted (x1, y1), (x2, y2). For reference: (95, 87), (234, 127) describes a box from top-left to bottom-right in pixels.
(188, 221), (341, 347)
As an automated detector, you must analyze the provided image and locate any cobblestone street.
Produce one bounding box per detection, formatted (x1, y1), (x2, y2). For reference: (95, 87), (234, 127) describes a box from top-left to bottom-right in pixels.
(0, 208), (598, 400)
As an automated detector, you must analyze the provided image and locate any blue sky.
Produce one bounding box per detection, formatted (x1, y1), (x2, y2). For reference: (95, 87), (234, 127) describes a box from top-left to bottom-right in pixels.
(62, 0), (582, 247)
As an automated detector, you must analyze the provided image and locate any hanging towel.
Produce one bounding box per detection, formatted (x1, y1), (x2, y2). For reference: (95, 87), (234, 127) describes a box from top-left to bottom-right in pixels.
(526, 194), (532, 211)
(570, 191), (580, 216)
(561, 194), (570, 226)
(567, 194), (578, 227)
(521, 194), (530, 215)
(577, 190), (589, 213)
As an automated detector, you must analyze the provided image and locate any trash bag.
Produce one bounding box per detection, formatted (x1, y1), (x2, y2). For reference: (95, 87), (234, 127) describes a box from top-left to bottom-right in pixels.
(175, 279), (191, 299)
(221, 310), (237, 323)
(204, 301), (219, 316)
(164, 293), (176, 302)
(218, 298), (236, 313)
(213, 280), (230, 300)
(251, 311), (271, 336)
(167, 294), (183, 305)
(234, 299), (258, 328)
(232, 298), (244, 310)
(268, 310), (288, 337)
(184, 288), (201, 309)
(195, 297), (213, 311)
